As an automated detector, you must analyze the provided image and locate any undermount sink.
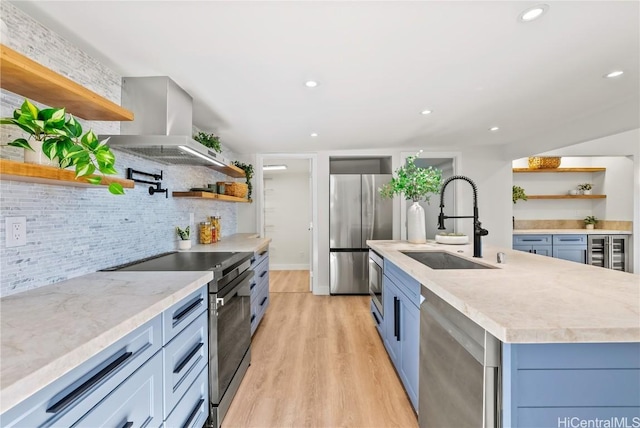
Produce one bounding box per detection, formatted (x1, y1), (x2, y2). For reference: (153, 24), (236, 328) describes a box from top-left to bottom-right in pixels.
(401, 251), (497, 270)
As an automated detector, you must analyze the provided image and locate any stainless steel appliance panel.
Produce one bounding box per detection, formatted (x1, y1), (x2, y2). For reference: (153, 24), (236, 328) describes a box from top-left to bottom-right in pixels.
(369, 250), (384, 316)
(361, 174), (393, 247)
(330, 251), (368, 294)
(329, 174), (362, 249)
(587, 235), (630, 272)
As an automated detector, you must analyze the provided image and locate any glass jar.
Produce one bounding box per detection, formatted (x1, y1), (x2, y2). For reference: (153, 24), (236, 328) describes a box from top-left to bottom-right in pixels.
(199, 221), (212, 244)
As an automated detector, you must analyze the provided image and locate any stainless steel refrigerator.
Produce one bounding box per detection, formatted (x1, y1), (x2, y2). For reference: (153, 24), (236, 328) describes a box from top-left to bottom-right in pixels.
(330, 174), (392, 294)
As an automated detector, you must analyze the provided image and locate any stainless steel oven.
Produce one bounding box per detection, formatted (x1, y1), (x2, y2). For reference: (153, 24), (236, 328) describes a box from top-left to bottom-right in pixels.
(369, 250), (383, 316)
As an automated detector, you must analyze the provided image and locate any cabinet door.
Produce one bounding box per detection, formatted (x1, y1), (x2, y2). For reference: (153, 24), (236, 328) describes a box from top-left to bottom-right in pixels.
(513, 245), (532, 253)
(531, 245), (552, 257)
(553, 246), (587, 264)
(399, 298), (420, 411)
(383, 276), (400, 366)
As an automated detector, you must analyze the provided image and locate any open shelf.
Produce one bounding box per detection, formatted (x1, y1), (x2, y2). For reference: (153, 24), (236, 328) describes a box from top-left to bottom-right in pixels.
(210, 163), (245, 178)
(0, 44), (134, 121)
(0, 159), (135, 189)
(513, 168), (606, 173)
(172, 191), (250, 203)
(526, 195), (606, 200)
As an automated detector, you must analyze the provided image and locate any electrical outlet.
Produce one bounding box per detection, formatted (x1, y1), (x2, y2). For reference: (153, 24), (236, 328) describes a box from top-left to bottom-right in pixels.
(6, 217), (26, 248)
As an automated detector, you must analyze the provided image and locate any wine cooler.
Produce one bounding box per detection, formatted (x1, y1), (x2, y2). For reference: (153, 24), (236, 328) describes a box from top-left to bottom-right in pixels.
(587, 235), (630, 272)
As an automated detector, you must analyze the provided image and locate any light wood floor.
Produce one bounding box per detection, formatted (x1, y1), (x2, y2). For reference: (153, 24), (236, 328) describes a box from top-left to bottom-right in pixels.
(269, 270), (311, 293)
(223, 271), (418, 428)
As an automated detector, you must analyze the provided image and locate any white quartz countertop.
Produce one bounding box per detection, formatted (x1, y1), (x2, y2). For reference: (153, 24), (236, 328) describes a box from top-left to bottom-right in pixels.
(184, 233), (271, 253)
(367, 240), (639, 344)
(0, 270), (213, 414)
(513, 229), (631, 235)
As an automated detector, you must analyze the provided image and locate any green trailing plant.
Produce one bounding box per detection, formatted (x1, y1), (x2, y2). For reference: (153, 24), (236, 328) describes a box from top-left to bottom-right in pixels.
(512, 185), (528, 204)
(233, 161), (254, 201)
(193, 131), (221, 153)
(1, 99), (124, 195)
(578, 183), (592, 191)
(379, 153), (442, 202)
(176, 226), (190, 240)
(584, 216), (598, 225)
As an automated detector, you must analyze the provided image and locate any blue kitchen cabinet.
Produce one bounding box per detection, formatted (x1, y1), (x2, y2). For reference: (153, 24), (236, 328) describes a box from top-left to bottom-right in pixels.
(250, 246), (270, 336)
(552, 235), (587, 263)
(382, 259), (420, 412)
(512, 235), (553, 257)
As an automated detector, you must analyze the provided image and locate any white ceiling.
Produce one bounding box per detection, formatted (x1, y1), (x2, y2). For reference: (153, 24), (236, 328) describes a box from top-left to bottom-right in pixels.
(11, 1), (640, 155)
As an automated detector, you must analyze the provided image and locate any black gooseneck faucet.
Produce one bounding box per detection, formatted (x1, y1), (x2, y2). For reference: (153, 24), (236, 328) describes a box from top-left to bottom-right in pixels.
(437, 175), (489, 258)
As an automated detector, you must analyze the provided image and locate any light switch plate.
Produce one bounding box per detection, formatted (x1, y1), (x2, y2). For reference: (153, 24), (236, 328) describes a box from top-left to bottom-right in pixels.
(6, 217), (27, 247)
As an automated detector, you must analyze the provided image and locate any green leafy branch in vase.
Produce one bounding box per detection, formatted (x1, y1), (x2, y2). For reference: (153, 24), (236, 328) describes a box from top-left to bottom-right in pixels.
(1, 99), (124, 195)
(380, 152), (442, 202)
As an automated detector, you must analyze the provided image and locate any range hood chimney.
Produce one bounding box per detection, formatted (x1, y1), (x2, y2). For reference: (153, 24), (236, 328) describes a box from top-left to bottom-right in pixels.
(102, 76), (226, 167)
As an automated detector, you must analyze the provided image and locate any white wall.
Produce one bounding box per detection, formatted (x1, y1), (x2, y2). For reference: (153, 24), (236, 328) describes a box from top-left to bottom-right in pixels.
(263, 171), (310, 269)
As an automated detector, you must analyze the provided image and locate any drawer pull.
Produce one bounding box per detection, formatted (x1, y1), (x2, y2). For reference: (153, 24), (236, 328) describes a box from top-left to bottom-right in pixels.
(173, 298), (203, 325)
(259, 271), (268, 278)
(372, 311), (380, 325)
(258, 250), (268, 256)
(521, 238), (543, 242)
(183, 398), (205, 428)
(250, 257), (256, 264)
(121, 422), (134, 428)
(174, 342), (204, 374)
(260, 296), (268, 306)
(250, 282), (256, 290)
(251, 314), (256, 323)
(47, 351), (133, 414)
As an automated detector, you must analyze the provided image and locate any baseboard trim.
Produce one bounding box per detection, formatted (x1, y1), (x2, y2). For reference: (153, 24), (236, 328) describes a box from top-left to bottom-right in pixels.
(270, 264), (310, 270)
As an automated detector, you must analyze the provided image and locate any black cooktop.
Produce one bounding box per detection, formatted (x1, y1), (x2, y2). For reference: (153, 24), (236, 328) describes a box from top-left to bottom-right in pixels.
(102, 251), (253, 274)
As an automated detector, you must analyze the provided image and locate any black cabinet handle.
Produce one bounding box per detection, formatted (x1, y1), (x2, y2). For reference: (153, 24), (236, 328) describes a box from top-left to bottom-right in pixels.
(173, 298), (203, 325)
(174, 342), (204, 374)
(121, 422), (133, 428)
(559, 238), (581, 242)
(533, 249), (537, 254)
(259, 250), (268, 256)
(522, 238), (543, 242)
(251, 314), (256, 323)
(250, 282), (256, 290)
(47, 351), (133, 413)
(394, 296), (400, 341)
(260, 296), (268, 306)
(259, 271), (268, 278)
(250, 257), (256, 264)
(372, 311), (380, 325)
(183, 398), (205, 428)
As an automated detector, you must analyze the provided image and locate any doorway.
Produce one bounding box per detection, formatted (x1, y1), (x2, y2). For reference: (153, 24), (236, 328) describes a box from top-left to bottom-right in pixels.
(256, 154), (318, 293)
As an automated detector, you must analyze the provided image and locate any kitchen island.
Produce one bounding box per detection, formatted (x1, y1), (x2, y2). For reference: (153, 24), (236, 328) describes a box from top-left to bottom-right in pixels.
(367, 240), (640, 428)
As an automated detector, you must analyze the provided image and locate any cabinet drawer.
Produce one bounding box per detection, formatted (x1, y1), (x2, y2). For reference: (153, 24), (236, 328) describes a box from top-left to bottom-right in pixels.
(164, 365), (208, 428)
(73, 352), (163, 428)
(251, 281), (270, 336)
(250, 247), (269, 270)
(553, 234), (587, 245)
(1, 315), (162, 428)
(163, 286), (207, 345)
(384, 259), (420, 308)
(370, 299), (383, 337)
(513, 234), (552, 246)
(163, 312), (208, 418)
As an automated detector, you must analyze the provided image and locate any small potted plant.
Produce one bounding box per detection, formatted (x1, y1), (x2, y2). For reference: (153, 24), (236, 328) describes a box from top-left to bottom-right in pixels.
(1, 99), (124, 194)
(193, 132), (222, 153)
(176, 226), (191, 250)
(578, 183), (593, 195)
(584, 216), (598, 230)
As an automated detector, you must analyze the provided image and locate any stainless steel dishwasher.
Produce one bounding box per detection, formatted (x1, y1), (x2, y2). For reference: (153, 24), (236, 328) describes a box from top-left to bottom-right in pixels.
(419, 287), (501, 428)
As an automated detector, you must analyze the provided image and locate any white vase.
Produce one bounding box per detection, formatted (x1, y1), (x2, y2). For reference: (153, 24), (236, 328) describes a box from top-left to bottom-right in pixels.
(582, 190), (592, 195)
(407, 201), (426, 244)
(178, 240), (192, 250)
(585, 224), (594, 230)
(23, 140), (55, 166)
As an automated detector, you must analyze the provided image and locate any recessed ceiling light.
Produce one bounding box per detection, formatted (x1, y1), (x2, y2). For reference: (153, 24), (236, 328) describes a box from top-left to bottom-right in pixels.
(305, 80), (318, 88)
(421, 110), (432, 115)
(604, 70), (624, 78)
(519, 4), (548, 22)
(263, 165), (287, 171)
(310, 133), (318, 137)
(489, 126), (500, 132)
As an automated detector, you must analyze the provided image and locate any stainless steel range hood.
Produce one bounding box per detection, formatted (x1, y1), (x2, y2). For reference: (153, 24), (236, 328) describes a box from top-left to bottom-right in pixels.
(102, 76), (227, 168)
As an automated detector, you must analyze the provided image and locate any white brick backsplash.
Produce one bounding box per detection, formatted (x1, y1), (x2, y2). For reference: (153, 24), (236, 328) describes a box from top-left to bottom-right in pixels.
(0, 3), (243, 296)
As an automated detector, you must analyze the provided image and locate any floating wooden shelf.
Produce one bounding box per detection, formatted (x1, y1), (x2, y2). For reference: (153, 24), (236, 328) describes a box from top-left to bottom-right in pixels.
(172, 191), (250, 203)
(210, 163), (245, 178)
(0, 44), (134, 121)
(0, 159), (135, 189)
(513, 168), (606, 173)
(526, 194), (606, 200)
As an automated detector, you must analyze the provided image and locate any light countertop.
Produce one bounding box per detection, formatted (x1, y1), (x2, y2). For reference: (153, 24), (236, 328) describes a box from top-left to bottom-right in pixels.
(367, 240), (639, 344)
(183, 233), (271, 253)
(0, 271), (213, 414)
(513, 229), (631, 235)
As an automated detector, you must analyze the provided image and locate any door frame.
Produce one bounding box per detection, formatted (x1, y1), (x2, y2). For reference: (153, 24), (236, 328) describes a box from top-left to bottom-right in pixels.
(255, 153), (318, 294)
(399, 151), (463, 240)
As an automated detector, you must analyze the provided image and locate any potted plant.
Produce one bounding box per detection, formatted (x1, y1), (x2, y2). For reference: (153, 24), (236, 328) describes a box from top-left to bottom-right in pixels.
(578, 183), (593, 195)
(193, 132), (222, 153)
(176, 226), (191, 250)
(379, 153), (442, 243)
(512, 186), (528, 204)
(584, 216), (598, 230)
(1, 99), (124, 195)
(232, 161), (254, 201)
